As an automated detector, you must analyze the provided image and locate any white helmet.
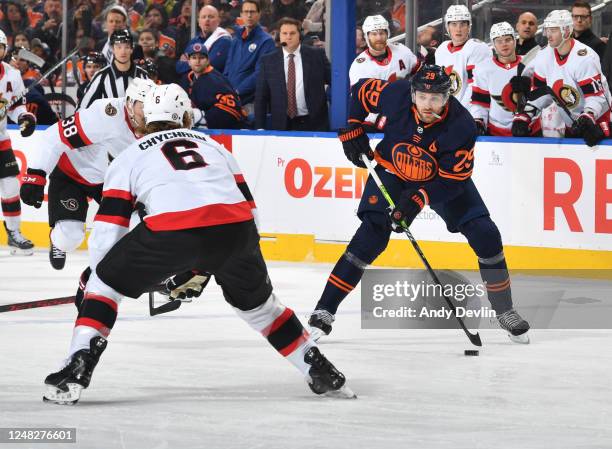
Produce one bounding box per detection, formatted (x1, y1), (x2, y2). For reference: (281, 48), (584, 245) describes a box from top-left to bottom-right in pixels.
(543, 10), (573, 48)
(444, 4), (471, 33)
(126, 78), (156, 106)
(362, 15), (390, 50)
(0, 29), (7, 48)
(490, 21), (516, 42)
(143, 83), (192, 126)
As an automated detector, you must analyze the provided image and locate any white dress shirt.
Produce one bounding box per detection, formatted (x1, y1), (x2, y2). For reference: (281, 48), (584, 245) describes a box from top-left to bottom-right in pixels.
(283, 45), (309, 117)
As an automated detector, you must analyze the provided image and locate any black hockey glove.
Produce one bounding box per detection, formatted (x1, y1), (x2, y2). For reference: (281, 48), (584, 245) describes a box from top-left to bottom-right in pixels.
(509, 76), (531, 95)
(18, 112), (36, 137)
(511, 113), (531, 137)
(337, 124), (373, 168)
(162, 271), (211, 301)
(474, 119), (487, 136)
(572, 112), (606, 147)
(20, 168), (47, 208)
(390, 189), (427, 232)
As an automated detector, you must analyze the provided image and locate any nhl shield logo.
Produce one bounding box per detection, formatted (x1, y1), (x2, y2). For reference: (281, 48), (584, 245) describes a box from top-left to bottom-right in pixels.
(105, 103), (117, 116)
(61, 198), (79, 212)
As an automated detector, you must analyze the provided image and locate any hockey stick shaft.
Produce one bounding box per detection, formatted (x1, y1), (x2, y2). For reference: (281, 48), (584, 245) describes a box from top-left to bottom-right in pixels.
(360, 154), (482, 346)
(0, 296), (75, 313)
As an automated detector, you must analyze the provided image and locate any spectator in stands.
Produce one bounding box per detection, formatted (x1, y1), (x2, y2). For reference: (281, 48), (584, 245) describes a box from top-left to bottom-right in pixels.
(255, 17), (330, 131)
(31, 0), (63, 56)
(572, 1), (606, 60)
(71, 0), (96, 51)
(270, 0), (308, 25)
(24, 0), (44, 28)
(218, 3), (236, 30)
(30, 37), (56, 74)
(136, 29), (178, 84)
(9, 48), (42, 82)
(303, 0), (325, 43)
(391, 0), (405, 34)
(176, 5), (232, 76)
(117, 0), (144, 29)
(142, 4), (177, 58)
(515, 11), (539, 55)
(95, 4), (129, 62)
(0, 2), (31, 50)
(356, 27), (367, 55)
(224, 0), (275, 108)
(169, 0), (193, 57)
(12, 32), (31, 51)
(179, 42), (246, 129)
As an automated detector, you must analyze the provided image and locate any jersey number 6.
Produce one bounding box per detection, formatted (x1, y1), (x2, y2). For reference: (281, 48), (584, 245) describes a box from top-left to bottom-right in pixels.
(161, 139), (208, 171)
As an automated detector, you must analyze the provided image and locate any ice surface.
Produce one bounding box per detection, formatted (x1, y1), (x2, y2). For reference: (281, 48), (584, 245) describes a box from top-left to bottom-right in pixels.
(1, 249), (610, 449)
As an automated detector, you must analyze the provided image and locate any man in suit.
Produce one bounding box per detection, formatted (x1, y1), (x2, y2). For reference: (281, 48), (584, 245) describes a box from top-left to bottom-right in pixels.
(255, 17), (331, 131)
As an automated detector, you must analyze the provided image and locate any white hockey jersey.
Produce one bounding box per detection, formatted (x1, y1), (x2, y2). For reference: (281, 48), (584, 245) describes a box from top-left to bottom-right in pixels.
(435, 39), (492, 108)
(27, 97), (139, 185)
(88, 129), (255, 269)
(0, 62), (29, 142)
(527, 39), (611, 126)
(470, 55), (541, 135)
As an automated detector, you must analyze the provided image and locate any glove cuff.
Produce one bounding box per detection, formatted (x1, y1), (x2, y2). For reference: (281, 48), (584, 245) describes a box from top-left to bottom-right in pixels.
(513, 113), (530, 123)
(18, 112), (36, 122)
(22, 168), (46, 185)
(338, 125), (365, 142)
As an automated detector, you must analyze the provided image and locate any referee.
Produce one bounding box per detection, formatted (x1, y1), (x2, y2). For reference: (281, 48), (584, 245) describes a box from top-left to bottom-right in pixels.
(78, 29), (148, 109)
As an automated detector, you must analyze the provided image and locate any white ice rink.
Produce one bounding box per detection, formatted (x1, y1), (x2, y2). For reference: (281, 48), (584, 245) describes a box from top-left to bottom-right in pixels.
(1, 249), (611, 449)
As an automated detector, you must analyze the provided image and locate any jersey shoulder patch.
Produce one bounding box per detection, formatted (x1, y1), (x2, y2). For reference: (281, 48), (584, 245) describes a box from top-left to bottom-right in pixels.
(105, 103), (118, 116)
(577, 48), (587, 56)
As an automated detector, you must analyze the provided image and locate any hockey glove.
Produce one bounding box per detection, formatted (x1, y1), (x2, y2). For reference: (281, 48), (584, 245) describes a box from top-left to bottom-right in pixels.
(20, 168), (47, 208)
(509, 75), (531, 95)
(18, 113), (36, 137)
(337, 124), (373, 168)
(163, 271), (211, 301)
(572, 112), (606, 147)
(511, 113), (531, 137)
(474, 119), (487, 136)
(390, 189), (427, 232)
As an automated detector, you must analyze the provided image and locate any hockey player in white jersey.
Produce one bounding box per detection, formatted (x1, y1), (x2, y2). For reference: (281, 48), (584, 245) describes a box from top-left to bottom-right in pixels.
(20, 78), (156, 269)
(0, 29), (37, 255)
(350, 15), (419, 130)
(42, 83), (355, 405)
(435, 4), (491, 108)
(511, 10), (611, 146)
(470, 22), (541, 136)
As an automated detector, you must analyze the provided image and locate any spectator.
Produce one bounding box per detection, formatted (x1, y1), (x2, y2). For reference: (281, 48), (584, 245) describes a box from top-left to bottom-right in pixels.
(356, 27), (367, 55)
(12, 32), (31, 51)
(176, 5), (232, 76)
(572, 1), (606, 60)
(117, 0), (144, 29)
(179, 42), (246, 129)
(70, 0), (96, 51)
(255, 17), (331, 131)
(142, 4), (177, 58)
(218, 3), (237, 30)
(303, 0), (325, 42)
(270, 0), (308, 25)
(169, 0), (192, 57)
(76, 51), (106, 102)
(9, 48), (41, 82)
(137, 29), (178, 84)
(30, 37), (56, 74)
(0, 2), (31, 50)
(79, 29), (149, 109)
(24, 0), (44, 28)
(515, 11), (539, 55)
(390, 0), (405, 34)
(31, 0), (63, 57)
(95, 4), (130, 62)
(224, 0), (275, 107)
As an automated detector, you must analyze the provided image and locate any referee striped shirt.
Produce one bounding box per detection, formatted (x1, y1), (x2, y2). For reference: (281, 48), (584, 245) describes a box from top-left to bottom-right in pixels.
(78, 61), (149, 110)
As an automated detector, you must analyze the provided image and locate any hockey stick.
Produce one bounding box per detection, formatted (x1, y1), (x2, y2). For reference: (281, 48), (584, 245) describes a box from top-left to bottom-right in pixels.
(516, 46), (540, 114)
(17, 48), (45, 69)
(0, 296), (74, 313)
(148, 290), (182, 316)
(360, 154), (482, 347)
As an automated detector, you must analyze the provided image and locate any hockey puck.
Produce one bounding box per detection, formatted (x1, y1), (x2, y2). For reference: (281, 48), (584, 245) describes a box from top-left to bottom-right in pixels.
(464, 350), (479, 356)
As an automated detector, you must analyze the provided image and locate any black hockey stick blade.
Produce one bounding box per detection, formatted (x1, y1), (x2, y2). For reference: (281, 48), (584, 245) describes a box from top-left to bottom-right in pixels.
(148, 291), (181, 316)
(0, 296), (75, 313)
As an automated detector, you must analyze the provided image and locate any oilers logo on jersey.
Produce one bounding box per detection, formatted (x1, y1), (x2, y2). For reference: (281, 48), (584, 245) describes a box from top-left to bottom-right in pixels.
(390, 143), (438, 182)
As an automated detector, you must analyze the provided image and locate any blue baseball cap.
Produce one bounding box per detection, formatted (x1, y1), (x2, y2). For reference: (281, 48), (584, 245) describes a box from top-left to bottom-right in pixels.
(185, 42), (208, 57)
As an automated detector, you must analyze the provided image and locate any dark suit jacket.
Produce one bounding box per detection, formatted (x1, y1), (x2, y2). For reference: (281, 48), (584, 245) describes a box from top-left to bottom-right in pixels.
(255, 45), (331, 131)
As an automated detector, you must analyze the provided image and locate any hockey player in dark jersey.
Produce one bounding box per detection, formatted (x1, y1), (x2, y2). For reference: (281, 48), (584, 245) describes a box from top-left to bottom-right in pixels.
(179, 42), (246, 129)
(308, 65), (530, 344)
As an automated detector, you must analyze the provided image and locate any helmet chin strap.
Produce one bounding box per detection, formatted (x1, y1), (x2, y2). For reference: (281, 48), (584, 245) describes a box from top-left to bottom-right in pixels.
(550, 26), (572, 49)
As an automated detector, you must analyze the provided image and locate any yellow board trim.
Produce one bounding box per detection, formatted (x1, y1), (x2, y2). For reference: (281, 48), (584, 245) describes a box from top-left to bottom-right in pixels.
(4, 223), (611, 277)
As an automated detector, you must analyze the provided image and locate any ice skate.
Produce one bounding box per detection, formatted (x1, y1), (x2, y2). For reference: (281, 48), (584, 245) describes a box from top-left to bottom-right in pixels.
(304, 347), (356, 399)
(497, 309), (530, 344)
(307, 310), (334, 342)
(43, 337), (107, 405)
(4, 223), (34, 255)
(49, 243), (66, 270)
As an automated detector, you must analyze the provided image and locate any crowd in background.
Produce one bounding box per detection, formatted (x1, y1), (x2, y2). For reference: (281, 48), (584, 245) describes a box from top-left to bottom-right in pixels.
(0, 0), (611, 135)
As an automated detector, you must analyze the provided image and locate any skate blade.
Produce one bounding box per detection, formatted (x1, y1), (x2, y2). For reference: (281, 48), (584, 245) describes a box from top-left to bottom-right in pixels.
(307, 327), (326, 342)
(43, 383), (83, 405)
(508, 332), (530, 344)
(324, 384), (357, 399)
(10, 247), (34, 256)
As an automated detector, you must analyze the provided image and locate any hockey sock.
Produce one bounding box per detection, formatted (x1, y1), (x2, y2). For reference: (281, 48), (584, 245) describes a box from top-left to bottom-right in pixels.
(234, 294), (314, 376)
(0, 176), (21, 230)
(478, 252), (513, 314)
(51, 220), (86, 252)
(315, 251), (366, 315)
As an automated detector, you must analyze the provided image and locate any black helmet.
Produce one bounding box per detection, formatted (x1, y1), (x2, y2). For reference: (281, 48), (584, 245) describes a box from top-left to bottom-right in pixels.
(138, 58), (158, 78)
(411, 64), (451, 95)
(110, 29), (134, 46)
(82, 51), (107, 66)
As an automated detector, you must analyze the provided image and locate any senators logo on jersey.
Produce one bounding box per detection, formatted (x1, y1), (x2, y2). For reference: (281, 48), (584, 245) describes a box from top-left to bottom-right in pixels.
(552, 80), (580, 109)
(492, 83), (519, 113)
(444, 66), (462, 97)
(390, 143), (437, 182)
